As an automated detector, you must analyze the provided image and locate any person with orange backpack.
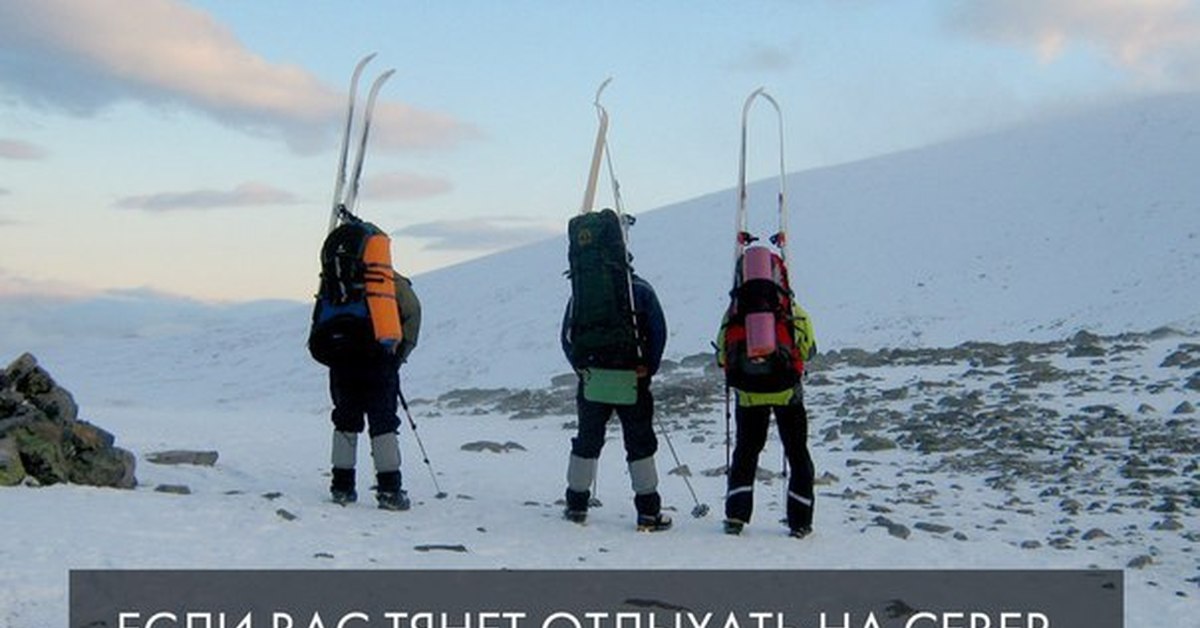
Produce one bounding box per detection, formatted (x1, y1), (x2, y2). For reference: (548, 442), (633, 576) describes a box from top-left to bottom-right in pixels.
(309, 213), (422, 511)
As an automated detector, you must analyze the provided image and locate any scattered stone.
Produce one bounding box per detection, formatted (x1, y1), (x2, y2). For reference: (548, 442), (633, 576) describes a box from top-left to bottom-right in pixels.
(953, 532), (969, 541)
(667, 464), (693, 477)
(914, 522), (953, 534)
(873, 516), (910, 539)
(262, 492), (283, 500)
(414, 544), (469, 553)
(145, 450), (219, 466)
(854, 435), (897, 452)
(1020, 540), (1042, 549)
(313, 552), (334, 559)
(1172, 401), (1195, 415)
(276, 509), (297, 521)
(155, 484), (191, 495)
(814, 471), (840, 486)
(1150, 518), (1184, 531)
(1127, 555), (1154, 569)
(1082, 528), (1111, 541)
(460, 441), (527, 453)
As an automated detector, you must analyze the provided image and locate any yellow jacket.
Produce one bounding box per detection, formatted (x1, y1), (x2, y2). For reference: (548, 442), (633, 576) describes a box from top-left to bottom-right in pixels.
(716, 302), (816, 406)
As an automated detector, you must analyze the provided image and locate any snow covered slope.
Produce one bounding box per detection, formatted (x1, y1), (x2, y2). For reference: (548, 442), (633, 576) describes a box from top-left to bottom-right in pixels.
(404, 92), (1200, 392)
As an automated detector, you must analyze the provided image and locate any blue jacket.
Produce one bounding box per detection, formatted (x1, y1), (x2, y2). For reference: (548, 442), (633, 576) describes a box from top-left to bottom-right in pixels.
(561, 275), (667, 376)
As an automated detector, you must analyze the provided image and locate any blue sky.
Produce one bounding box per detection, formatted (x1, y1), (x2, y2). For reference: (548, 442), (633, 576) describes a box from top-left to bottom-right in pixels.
(1, 0), (1197, 302)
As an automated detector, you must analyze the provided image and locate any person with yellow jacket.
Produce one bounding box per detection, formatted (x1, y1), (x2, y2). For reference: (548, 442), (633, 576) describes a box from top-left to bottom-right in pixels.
(716, 302), (816, 538)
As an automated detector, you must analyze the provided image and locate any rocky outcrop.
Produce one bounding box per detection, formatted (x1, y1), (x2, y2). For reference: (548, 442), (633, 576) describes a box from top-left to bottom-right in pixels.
(0, 353), (136, 489)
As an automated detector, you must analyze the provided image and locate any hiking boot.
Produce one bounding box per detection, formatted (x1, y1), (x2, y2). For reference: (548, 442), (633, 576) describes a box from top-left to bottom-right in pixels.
(636, 513), (673, 532)
(723, 518), (746, 535)
(789, 526), (813, 539)
(377, 490), (411, 511)
(330, 487), (358, 505)
(563, 508), (588, 524)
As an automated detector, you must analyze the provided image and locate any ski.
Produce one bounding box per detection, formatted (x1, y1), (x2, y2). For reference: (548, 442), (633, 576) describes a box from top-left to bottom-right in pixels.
(327, 54), (395, 233)
(579, 77), (612, 216)
(344, 69), (396, 217)
(735, 87), (789, 263)
(329, 53), (376, 233)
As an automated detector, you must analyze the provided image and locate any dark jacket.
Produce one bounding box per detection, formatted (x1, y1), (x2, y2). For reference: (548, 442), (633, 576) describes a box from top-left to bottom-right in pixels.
(561, 275), (667, 376)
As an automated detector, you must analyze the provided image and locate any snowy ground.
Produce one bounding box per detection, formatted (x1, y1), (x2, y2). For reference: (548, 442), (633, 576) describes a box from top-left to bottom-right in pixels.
(1, 326), (1196, 627)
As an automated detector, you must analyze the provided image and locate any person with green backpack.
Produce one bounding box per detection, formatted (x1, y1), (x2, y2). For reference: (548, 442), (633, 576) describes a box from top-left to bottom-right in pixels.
(560, 271), (670, 532)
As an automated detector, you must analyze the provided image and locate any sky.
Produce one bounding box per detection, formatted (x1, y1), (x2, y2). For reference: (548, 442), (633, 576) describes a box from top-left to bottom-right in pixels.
(1, 0), (1198, 303)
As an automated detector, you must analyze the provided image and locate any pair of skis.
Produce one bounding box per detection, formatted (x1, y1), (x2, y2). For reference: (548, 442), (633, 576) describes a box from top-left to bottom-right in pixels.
(327, 53), (395, 234)
(735, 87), (789, 266)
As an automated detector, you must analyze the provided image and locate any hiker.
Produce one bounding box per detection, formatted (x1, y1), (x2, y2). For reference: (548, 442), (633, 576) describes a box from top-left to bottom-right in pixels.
(560, 272), (671, 531)
(717, 293), (817, 538)
(317, 267), (421, 511)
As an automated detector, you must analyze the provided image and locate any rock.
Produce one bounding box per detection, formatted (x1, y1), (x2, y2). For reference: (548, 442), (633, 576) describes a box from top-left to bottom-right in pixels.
(1186, 372), (1200, 392)
(1020, 540), (1042, 549)
(155, 484), (191, 495)
(914, 522), (953, 534)
(0, 436), (25, 486)
(1, 354), (136, 489)
(854, 435), (897, 452)
(460, 441), (526, 453)
(414, 544), (469, 553)
(275, 509), (297, 521)
(1082, 528), (1110, 541)
(873, 516), (910, 539)
(1126, 555), (1154, 569)
(1172, 401), (1195, 415)
(1150, 518), (1183, 531)
(146, 450), (219, 466)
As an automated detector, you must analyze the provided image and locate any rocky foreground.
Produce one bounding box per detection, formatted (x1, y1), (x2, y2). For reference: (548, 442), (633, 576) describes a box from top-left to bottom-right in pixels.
(423, 328), (1200, 594)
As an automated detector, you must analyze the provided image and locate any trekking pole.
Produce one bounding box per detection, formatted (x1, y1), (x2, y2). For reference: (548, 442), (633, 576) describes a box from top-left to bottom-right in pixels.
(654, 416), (710, 518)
(724, 383), (732, 475)
(397, 387), (448, 499)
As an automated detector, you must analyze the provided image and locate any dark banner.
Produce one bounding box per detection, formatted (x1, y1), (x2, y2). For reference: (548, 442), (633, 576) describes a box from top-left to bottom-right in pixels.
(70, 570), (1122, 628)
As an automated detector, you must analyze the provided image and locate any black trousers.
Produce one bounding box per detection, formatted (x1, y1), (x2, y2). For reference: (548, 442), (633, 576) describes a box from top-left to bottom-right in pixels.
(726, 397), (815, 529)
(329, 354), (401, 437)
(570, 381), (658, 462)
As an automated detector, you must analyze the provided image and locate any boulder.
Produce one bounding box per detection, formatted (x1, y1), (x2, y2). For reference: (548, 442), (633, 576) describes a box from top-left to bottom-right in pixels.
(0, 353), (136, 489)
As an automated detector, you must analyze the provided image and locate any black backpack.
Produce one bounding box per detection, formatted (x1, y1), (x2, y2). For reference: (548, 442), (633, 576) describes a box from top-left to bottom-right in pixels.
(566, 208), (640, 369)
(308, 218), (400, 366)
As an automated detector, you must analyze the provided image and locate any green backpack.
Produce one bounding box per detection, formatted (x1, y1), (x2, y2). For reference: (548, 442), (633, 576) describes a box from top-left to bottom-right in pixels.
(566, 208), (641, 372)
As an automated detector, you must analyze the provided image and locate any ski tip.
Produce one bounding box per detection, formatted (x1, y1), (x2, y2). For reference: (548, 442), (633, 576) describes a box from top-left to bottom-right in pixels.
(594, 77), (613, 104)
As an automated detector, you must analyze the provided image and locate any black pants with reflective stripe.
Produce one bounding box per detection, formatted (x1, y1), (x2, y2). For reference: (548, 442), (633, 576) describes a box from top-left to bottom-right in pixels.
(329, 353), (401, 437)
(570, 380), (658, 462)
(726, 397), (814, 529)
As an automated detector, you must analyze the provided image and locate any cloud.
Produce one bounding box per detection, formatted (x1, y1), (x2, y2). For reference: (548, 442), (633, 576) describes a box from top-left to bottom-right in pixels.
(394, 217), (561, 251)
(0, 138), (47, 160)
(363, 171), (454, 202)
(948, 0), (1200, 88)
(115, 182), (298, 212)
(0, 0), (476, 153)
(727, 44), (795, 73)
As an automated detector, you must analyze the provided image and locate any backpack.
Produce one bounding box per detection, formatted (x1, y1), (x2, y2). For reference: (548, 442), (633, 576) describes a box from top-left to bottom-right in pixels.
(566, 208), (641, 370)
(308, 216), (402, 366)
(721, 245), (804, 393)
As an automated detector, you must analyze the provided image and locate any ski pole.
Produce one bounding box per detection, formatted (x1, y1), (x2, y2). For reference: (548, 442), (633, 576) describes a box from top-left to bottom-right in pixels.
(397, 387), (448, 499)
(724, 383), (732, 475)
(654, 415), (710, 518)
